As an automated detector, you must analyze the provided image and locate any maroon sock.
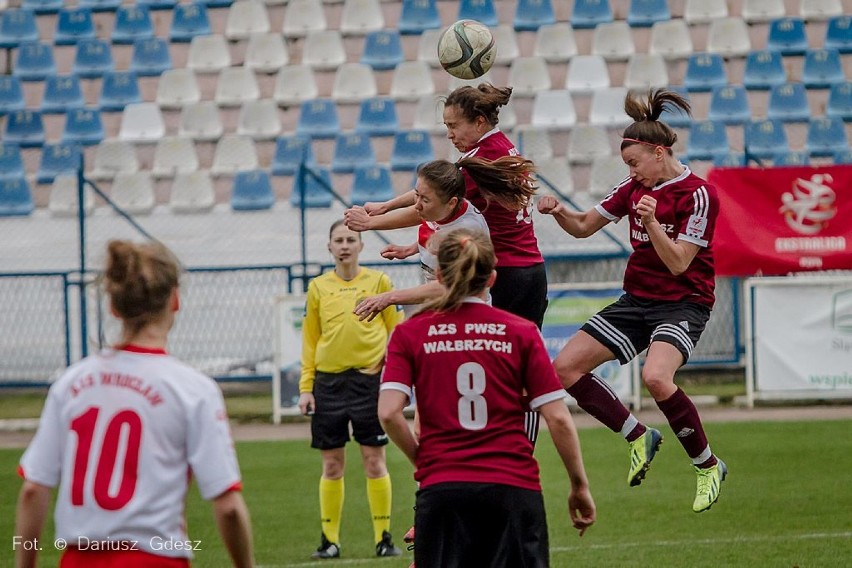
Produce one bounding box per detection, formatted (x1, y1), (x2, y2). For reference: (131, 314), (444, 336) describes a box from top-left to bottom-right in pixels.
(567, 373), (645, 440)
(656, 388), (716, 467)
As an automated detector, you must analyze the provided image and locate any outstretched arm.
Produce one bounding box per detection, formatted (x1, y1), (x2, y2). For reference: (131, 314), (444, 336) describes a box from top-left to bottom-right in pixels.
(355, 281), (444, 321)
(537, 196), (610, 239)
(344, 205), (421, 232)
(363, 190), (417, 216)
(538, 400), (596, 537)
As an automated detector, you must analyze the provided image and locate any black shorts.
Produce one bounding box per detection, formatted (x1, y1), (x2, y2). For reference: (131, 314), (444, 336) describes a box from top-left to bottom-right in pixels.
(490, 263), (548, 330)
(581, 293), (711, 365)
(415, 482), (549, 568)
(310, 370), (388, 450)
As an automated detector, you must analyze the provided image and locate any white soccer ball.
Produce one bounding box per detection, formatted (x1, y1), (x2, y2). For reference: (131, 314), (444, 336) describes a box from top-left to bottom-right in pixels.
(437, 19), (496, 80)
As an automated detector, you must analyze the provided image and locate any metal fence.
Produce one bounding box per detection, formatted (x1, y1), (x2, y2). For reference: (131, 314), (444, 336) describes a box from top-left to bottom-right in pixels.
(0, 163), (741, 386)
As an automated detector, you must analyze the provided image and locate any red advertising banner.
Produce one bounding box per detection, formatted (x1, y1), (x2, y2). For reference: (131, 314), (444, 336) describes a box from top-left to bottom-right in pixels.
(707, 165), (852, 276)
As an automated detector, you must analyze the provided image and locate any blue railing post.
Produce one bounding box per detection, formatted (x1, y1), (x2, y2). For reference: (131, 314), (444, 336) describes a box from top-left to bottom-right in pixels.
(296, 148), (308, 292)
(77, 154), (88, 358)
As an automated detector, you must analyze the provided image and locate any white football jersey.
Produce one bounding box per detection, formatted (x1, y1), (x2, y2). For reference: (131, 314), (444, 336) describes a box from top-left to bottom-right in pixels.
(19, 346), (241, 558)
(418, 199), (490, 281)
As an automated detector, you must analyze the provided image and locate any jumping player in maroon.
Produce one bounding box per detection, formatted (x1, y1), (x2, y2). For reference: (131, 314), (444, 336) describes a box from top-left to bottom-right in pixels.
(538, 89), (727, 513)
(379, 229), (595, 568)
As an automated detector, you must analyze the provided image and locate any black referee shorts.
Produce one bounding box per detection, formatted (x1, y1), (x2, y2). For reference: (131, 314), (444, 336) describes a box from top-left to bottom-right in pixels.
(581, 293), (711, 365)
(310, 369), (388, 450)
(415, 482), (549, 568)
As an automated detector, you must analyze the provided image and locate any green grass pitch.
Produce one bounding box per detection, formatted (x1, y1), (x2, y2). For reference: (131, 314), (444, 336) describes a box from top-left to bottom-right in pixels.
(2, 420), (851, 567)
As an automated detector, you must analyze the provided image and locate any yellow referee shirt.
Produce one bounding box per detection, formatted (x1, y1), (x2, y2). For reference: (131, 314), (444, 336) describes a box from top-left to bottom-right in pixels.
(299, 267), (402, 393)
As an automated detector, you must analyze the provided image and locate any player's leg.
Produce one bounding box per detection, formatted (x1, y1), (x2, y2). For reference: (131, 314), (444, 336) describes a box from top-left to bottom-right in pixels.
(310, 372), (351, 558)
(491, 263), (549, 446)
(350, 372), (401, 556)
(554, 296), (662, 487)
(645, 303), (726, 512)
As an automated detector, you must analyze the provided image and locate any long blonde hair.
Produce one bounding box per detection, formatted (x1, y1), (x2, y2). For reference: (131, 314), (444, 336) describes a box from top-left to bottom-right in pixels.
(419, 229), (495, 313)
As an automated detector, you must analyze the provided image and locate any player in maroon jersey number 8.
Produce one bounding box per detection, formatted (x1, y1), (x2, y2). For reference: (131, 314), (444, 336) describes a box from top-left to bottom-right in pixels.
(537, 89), (727, 514)
(378, 228), (595, 568)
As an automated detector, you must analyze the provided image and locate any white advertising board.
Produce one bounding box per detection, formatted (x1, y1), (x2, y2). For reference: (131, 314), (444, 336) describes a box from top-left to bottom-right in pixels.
(745, 275), (852, 405)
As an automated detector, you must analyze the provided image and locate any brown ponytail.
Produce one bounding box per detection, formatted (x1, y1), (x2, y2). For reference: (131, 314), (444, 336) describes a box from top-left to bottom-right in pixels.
(444, 83), (513, 127)
(457, 155), (537, 211)
(621, 89), (691, 153)
(104, 240), (180, 339)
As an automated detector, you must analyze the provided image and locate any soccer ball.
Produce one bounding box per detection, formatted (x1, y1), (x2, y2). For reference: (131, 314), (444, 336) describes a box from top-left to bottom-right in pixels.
(437, 20), (496, 80)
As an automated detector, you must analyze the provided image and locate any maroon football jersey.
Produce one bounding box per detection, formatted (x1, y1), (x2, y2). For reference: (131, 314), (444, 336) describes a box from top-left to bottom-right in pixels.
(461, 129), (544, 267)
(597, 167), (719, 307)
(381, 299), (567, 491)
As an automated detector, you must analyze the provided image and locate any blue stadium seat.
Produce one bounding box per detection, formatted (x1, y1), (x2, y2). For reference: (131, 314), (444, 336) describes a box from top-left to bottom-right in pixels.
(22, 0), (62, 15)
(0, 144), (25, 180)
(111, 5), (154, 45)
(685, 120), (728, 161)
(744, 118), (788, 160)
(130, 37), (172, 77)
(271, 135), (316, 176)
(0, 9), (38, 49)
(3, 109), (45, 147)
(766, 18), (807, 55)
(231, 170), (275, 211)
(571, 0), (613, 28)
(707, 85), (750, 125)
(37, 142), (82, 184)
(0, 76), (25, 115)
(713, 152), (747, 168)
(772, 151), (809, 166)
(200, 0), (233, 7)
(458, 0), (499, 28)
(42, 75), (84, 114)
(683, 53), (727, 92)
(807, 117), (846, 157)
(54, 7), (96, 46)
(296, 99), (340, 139)
(290, 166), (334, 208)
(351, 165), (394, 206)
(833, 148), (852, 165)
(0, 177), (35, 217)
(767, 83), (810, 122)
(62, 108), (104, 146)
(826, 82), (851, 122)
(355, 97), (399, 137)
(170, 3), (211, 43)
(13, 42), (56, 82)
(743, 50), (786, 90)
(658, 86), (692, 128)
(514, 0), (556, 32)
(99, 71), (142, 112)
(398, 0), (441, 35)
(802, 49), (843, 89)
(825, 16), (851, 54)
(73, 38), (114, 79)
(331, 133), (376, 174)
(137, 0), (178, 10)
(78, 0), (123, 12)
(361, 30), (405, 71)
(390, 130), (434, 171)
(627, 0), (670, 27)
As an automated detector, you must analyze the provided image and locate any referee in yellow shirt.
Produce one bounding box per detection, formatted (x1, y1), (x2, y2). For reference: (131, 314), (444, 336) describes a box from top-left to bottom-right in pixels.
(298, 219), (403, 560)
